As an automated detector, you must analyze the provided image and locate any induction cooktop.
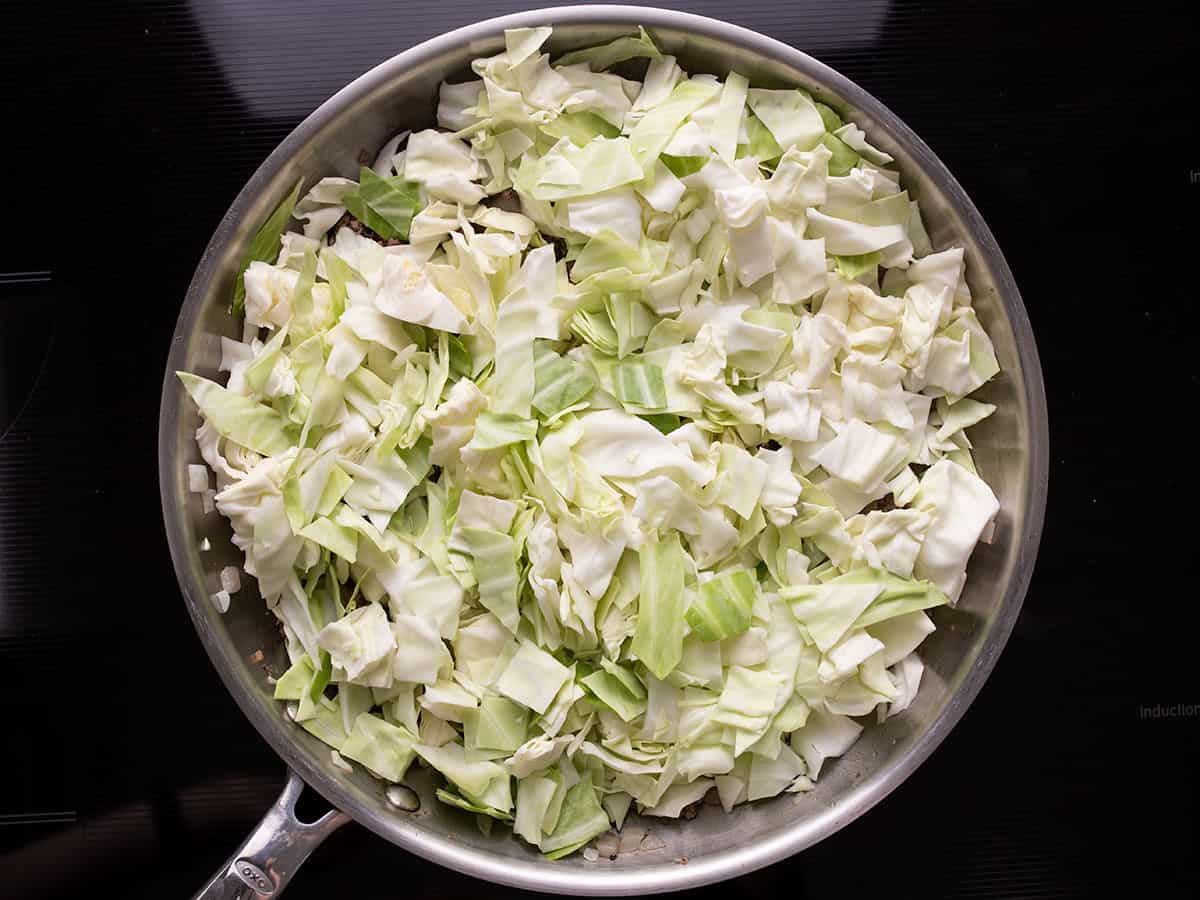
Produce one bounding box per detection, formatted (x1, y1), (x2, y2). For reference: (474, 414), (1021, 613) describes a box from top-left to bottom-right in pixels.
(3, 1), (1196, 897)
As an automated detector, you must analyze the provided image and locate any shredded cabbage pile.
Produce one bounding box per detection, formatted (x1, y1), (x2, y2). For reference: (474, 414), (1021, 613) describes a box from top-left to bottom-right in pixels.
(180, 26), (1001, 858)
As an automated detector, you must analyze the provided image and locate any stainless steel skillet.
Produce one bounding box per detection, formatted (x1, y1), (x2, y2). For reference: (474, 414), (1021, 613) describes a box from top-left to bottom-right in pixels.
(159, 6), (1049, 896)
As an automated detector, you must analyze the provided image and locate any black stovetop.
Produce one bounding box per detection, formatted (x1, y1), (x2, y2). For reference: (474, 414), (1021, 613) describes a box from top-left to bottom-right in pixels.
(3, 1), (1197, 897)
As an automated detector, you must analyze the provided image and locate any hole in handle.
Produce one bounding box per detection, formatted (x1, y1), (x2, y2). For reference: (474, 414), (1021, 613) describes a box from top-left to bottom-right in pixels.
(293, 781), (335, 826)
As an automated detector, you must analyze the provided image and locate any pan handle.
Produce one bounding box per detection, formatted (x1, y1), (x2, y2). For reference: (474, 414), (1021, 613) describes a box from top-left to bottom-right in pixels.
(193, 769), (350, 899)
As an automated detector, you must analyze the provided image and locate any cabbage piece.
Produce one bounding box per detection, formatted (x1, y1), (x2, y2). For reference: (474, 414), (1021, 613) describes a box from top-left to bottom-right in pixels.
(884, 653), (924, 719)
(809, 568), (946, 630)
(811, 420), (908, 491)
(675, 743), (735, 782)
(911, 459), (1000, 603)
(638, 160), (687, 214)
(805, 207), (907, 255)
(532, 343), (594, 419)
(708, 444), (767, 519)
(450, 491), (519, 555)
(299, 697), (349, 750)
(292, 645), (333, 724)
(685, 569), (756, 642)
(343, 167), (422, 240)
(558, 515), (626, 602)
(580, 667), (646, 722)
(556, 64), (639, 128)
(316, 602), (395, 682)
(935, 396), (996, 442)
(852, 509), (931, 578)
(394, 569), (462, 643)
(817, 131), (859, 177)
(496, 639), (572, 714)
(459, 528), (521, 634)
(232, 179), (303, 317)
(242, 324), (291, 396)
(700, 160), (775, 288)
(675, 326), (765, 425)
(629, 79), (720, 169)
(697, 305), (788, 377)
(280, 458), (333, 542)
(834, 251), (880, 280)
(287, 248), (324, 340)
(868, 611), (936, 670)
(629, 53), (682, 122)
(709, 72), (748, 162)
(555, 26), (661, 70)
(409, 200), (464, 244)
(772, 227), (828, 306)
(375, 253), (469, 333)
(415, 741), (508, 801)
(607, 293), (657, 357)
(404, 130), (485, 205)
(748, 743), (808, 800)
(539, 774), (610, 856)
(768, 144), (830, 211)
(631, 475), (739, 567)
(573, 410), (709, 485)
(492, 278), (542, 418)
(783, 580), (885, 652)
(564, 188), (643, 248)
(789, 708), (862, 780)
(820, 629), (885, 682)
(514, 774), (559, 844)
(464, 693), (530, 752)
(746, 89), (825, 152)
(630, 534), (686, 679)
(541, 111), (620, 145)
(536, 669), (586, 738)
(612, 360), (667, 408)
(510, 735), (571, 779)
(717, 665), (786, 724)
(643, 779), (715, 817)
(516, 136), (643, 201)
(438, 79), (484, 130)
(390, 613), (452, 684)
(581, 741), (663, 777)
(298, 516), (359, 563)
(341, 443), (429, 531)
(643, 264), (704, 318)
(663, 121), (710, 158)
(571, 229), (667, 283)
(906, 247), (969, 306)
(178, 373), (292, 456)
(715, 757), (751, 812)
(570, 307), (619, 354)
(468, 413), (538, 451)
(273, 655), (316, 702)
(341, 713), (417, 782)
(426, 378), (486, 466)
(436, 787), (514, 822)
(419, 680), (479, 723)
(922, 309), (1001, 397)
(833, 122), (894, 165)
(369, 131), (407, 177)
(763, 379), (822, 442)
(738, 110), (782, 162)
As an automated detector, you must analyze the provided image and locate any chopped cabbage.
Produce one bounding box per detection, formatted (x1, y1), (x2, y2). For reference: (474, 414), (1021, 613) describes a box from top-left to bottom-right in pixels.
(180, 25), (1005, 860)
